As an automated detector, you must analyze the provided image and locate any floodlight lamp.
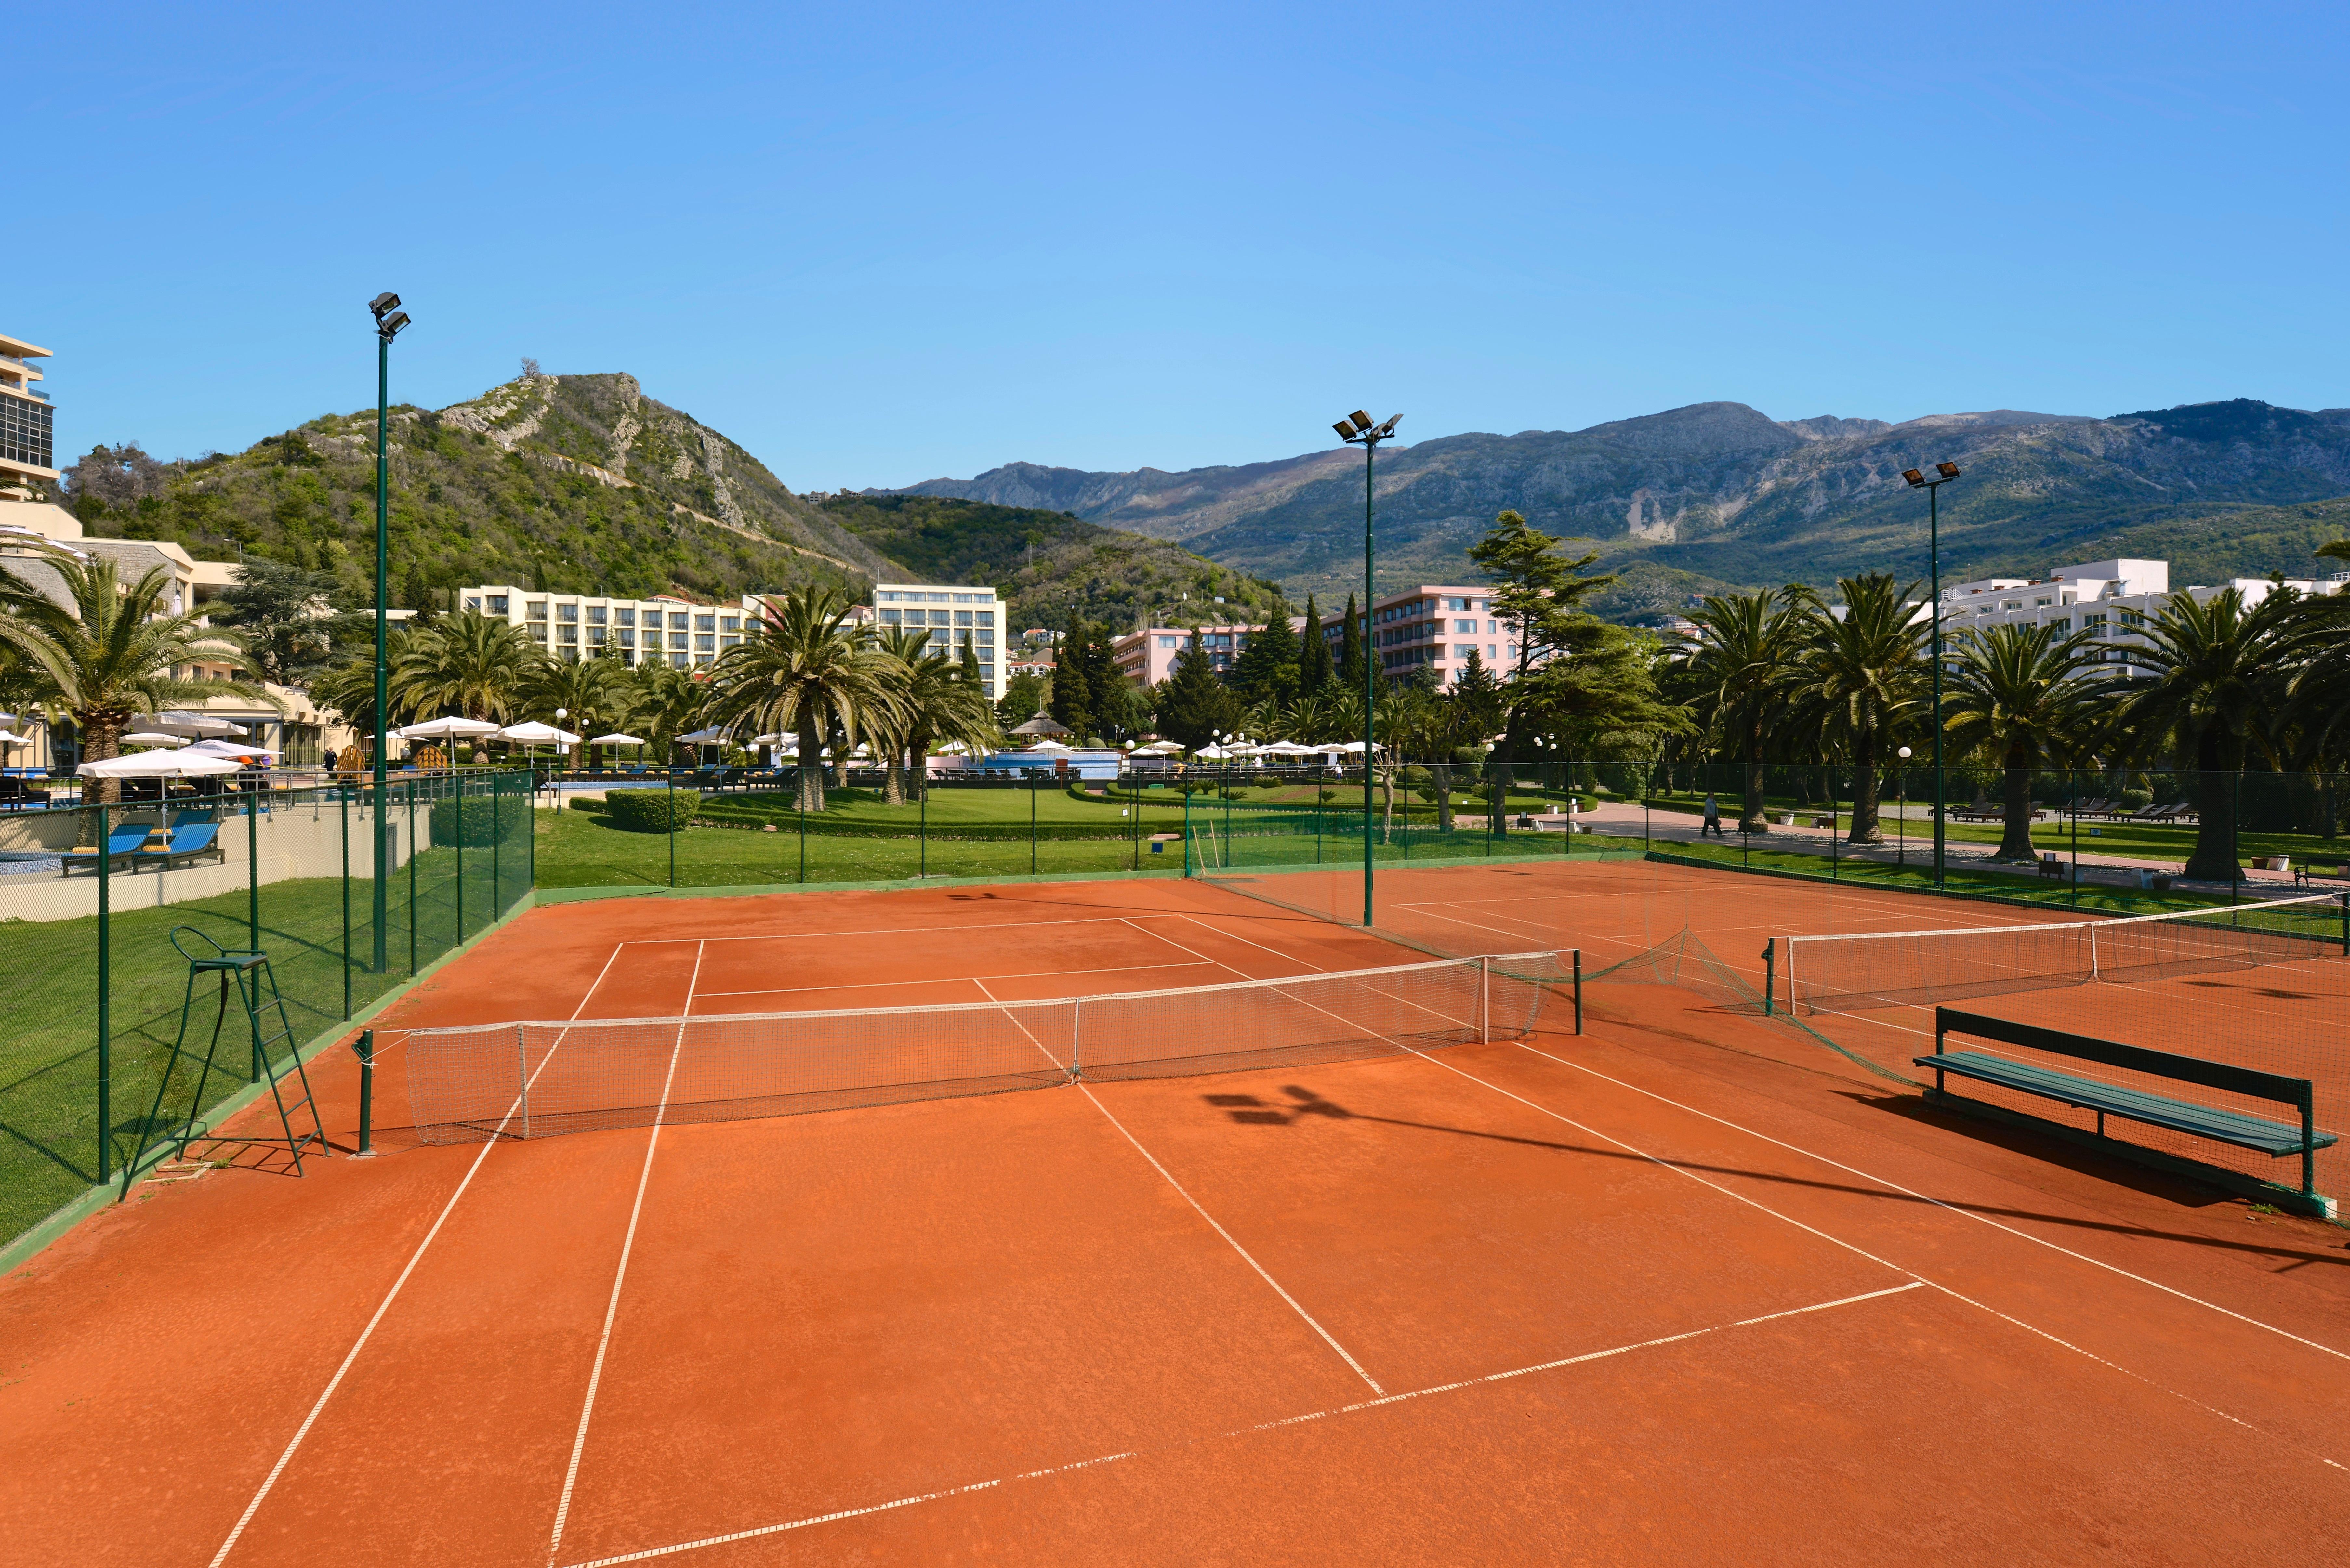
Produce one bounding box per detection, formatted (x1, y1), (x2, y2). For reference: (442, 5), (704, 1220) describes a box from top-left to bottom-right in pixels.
(1936, 462), (1961, 479)
(1334, 419), (1359, 440)
(1902, 468), (1927, 487)
(1376, 413), (1402, 437)
(1350, 410), (1373, 430)
(379, 311), (410, 339)
(368, 291), (401, 320)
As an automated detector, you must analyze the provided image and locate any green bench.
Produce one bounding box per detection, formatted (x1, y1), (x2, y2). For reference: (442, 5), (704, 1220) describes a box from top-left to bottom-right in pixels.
(1922, 1008), (2336, 1211)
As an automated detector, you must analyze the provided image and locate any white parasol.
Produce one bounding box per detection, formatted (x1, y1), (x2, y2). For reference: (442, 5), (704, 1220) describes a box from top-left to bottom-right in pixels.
(121, 732), (191, 748)
(78, 751), (243, 778)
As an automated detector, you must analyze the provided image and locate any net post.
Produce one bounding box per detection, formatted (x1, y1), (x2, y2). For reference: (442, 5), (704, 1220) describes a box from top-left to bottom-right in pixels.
(2304, 1091), (2317, 1200)
(1572, 949), (1583, 1035)
(1479, 956), (1490, 1045)
(354, 1030), (376, 1157)
(1071, 995), (1083, 1082)
(517, 1024), (531, 1140)
(1762, 939), (1775, 1016)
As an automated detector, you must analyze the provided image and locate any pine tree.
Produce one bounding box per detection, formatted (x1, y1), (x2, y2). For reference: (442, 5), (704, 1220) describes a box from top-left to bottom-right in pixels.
(1155, 633), (1237, 750)
(1079, 621), (1121, 740)
(1049, 611), (1094, 740)
(1228, 603), (1299, 708)
(1337, 593), (1364, 690)
(1449, 646), (1504, 738)
(1298, 594), (1333, 696)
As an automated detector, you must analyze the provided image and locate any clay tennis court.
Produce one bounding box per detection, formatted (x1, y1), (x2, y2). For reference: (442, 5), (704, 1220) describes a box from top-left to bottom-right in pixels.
(4, 866), (2348, 1565)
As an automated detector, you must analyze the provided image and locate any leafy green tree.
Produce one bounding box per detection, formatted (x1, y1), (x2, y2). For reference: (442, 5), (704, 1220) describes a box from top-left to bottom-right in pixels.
(1298, 595), (1333, 697)
(997, 669), (1047, 725)
(1788, 574), (1928, 844)
(1939, 622), (2103, 861)
(2111, 586), (2304, 879)
(523, 651), (630, 769)
(632, 660), (711, 764)
(1467, 509), (1611, 682)
(1675, 588), (1802, 832)
(392, 609), (547, 723)
(1155, 633), (1236, 750)
(0, 553), (272, 803)
(704, 585), (904, 812)
(211, 559), (359, 687)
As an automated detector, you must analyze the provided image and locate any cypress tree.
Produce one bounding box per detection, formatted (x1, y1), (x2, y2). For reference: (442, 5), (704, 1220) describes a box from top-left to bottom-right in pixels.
(1298, 594), (1333, 696)
(1338, 593), (1368, 693)
(1228, 602), (1299, 708)
(1155, 632), (1237, 750)
(1049, 611), (1094, 740)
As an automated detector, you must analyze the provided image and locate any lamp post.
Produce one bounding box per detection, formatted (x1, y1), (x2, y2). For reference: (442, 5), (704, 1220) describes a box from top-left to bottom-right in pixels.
(1335, 408), (1400, 927)
(1902, 462), (1962, 886)
(367, 292), (410, 973)
(1895, 744), (1912, 868)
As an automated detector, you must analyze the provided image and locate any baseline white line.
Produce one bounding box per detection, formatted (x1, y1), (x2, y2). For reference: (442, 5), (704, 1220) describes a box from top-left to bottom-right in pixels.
(208, 941), (631, 1568)
(647, 916), (1139, 945)
(546, 938), (706, 1565)
(694, 956), (1213, 999)
(971, 975), (1379, 1394)
(1172, 911), (1333, 975)
(1115, 916), (1262, 984)
(557, 1283), (1922, 1568)
(1512, 1042), (2350, 1368)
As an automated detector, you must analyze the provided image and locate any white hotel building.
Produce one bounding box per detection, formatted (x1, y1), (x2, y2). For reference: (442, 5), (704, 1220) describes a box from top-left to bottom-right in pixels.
(456, 580), (1007, 699)
(1928, 557), (2348, 676)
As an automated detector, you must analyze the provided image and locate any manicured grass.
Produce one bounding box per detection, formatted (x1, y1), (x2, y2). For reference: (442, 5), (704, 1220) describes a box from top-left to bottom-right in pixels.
(0, 838), (526, 1250)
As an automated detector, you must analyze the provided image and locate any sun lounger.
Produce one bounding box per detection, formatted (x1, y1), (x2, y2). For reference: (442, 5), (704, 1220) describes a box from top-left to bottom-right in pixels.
(62, 824), (156, 874)
(130, 821), (225, 870)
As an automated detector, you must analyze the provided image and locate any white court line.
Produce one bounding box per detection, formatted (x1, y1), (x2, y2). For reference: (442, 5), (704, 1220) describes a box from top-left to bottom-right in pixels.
(1381, 1038), (2344, 1469)
(556, 1283), (1921, 1568)
(970, 977), (1380, 1395)
(547, 939), (706, 1565)
(1115, 916), (1264, 985)
(693, 955), (1214, 1000)
(623, 916), (1138, 946)
(1172, 911), (1333, 976)
(1503, 1041), (2350, 1375)
(208, 942), (632, 1568)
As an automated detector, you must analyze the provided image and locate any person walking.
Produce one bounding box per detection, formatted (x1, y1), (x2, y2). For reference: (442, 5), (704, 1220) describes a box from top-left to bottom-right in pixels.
(1701, 791), (1726, 838)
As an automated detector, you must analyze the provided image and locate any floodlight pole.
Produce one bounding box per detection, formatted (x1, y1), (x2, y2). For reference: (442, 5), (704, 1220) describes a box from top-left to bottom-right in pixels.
(1928, 477), (1944, 888)
(1338, 412), (1399, 927)
(372, 325), (390, 974)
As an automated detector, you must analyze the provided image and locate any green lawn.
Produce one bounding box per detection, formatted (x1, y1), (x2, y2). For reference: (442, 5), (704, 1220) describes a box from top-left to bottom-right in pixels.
(0, 836), (526, 1251)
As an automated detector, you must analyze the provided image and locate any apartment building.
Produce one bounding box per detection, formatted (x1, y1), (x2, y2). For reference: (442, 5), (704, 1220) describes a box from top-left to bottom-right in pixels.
(1112, 622), (1273, 684)
(1930, 558), (2348, 676)
(0, 329), (56, 498)
(872, 583), (1006, 701)
(1320, 584), (1521, 688)
(460, 585), (742, 668)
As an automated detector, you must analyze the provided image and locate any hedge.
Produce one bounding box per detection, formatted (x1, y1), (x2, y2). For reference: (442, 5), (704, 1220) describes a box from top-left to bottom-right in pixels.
(605, 787), (701, 833)
(428, 795), (530, 847)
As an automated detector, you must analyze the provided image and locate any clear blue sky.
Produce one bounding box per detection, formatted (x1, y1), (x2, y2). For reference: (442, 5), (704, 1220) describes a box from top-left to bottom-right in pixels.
(20, 2), (2347, 491)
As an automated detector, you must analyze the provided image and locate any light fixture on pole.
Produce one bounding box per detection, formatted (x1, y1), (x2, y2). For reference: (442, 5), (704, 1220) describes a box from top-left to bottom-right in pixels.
(1335, 408), (1401, 927)
(1895, 745), (1912, 868)
(368, 291), (409, 974)
(1903, 461), (1962, 886)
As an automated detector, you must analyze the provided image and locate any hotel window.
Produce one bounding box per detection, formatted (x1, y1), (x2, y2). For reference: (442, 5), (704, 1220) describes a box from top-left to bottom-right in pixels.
(1456, 620), (1475, 634)
(695, 634), (715, 653)
(720, 615), (739, 633)
(489, 596), (509, 615)
(618, 630), (636, 648)
(695, 614), (715, 632)
(2084, 612), (2108, 633)
(588, 627), (606, 647)
(558, 623), (577, 643)
(616, 608), (635, 627)
(526, 601), (547, 621)
(668, 611), (691, 629)
(559, 603), (578, 622)
(928, 609), (951, 626)
(955, 610), (972, 627)
(2049, 617), (2070, 632)
(465, 595), (482, 612)
(588, 606), (606, 625)
(879, 608), (902, 625)
(976, 611), (994, 627)
(1158, 636), (1179, 648)
(670, 632), (689, 650)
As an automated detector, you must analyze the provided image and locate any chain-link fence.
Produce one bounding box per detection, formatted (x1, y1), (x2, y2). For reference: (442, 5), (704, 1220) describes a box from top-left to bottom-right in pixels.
(0, 768), (533, 1253)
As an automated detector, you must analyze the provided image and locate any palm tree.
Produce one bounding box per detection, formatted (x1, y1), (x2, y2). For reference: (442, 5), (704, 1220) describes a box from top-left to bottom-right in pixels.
(0, 555), (273, 803)
(630, 660), (707, 766)
(2111, 587), (2303, 880)
(1939, 622), (2103, 861)
(873, 625), (998, 804)
(524, 652), (629, 770)
(1674, 588), (1800, 832)
(704, 585), (903, 812)
(393, 610), (546, 723)
(310, 624), (424, 743)
(1789, 574), (1928, 844)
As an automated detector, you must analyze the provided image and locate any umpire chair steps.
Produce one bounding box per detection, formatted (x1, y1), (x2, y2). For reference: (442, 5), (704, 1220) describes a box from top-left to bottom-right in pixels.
(123, 927), (328, 1193)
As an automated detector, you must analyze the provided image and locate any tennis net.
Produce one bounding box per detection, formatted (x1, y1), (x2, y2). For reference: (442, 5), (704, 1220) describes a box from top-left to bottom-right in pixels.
(1778, 892), (2348, 1016)
(395, 949), (1572, 1144)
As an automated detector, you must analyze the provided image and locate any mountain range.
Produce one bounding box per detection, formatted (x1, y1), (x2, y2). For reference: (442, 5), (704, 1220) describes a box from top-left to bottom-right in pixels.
(880, 399), (2350, 620)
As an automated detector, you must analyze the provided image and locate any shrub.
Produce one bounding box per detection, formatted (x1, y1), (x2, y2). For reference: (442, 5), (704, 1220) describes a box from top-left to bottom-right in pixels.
(605, 787), (700, 832)
(2119, 787), (2154, 810)
(428, 795), (526, 847)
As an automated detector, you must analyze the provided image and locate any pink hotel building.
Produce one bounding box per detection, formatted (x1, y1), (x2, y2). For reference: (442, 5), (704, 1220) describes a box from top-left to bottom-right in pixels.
(1111, 585), (1521, 690)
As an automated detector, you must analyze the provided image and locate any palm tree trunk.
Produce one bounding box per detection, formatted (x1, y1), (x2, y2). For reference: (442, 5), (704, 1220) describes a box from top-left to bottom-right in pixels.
(1846, 730), (1882, 843)
(2184, 736), (2238, 882)
(1996, 747), (2037, 861)
(796, 719), (825, 812)
(882, 747), (905, 806)
(80, 710), (124, 807)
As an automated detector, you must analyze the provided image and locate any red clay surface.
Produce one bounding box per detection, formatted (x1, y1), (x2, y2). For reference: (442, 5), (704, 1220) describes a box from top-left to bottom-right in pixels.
(2, 869), (2346, 1566)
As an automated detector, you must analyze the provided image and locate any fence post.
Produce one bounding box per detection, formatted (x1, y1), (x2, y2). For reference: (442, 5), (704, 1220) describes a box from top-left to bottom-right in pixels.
(1182, 784), (1192, 877)
(920, 779), (928, 879)
(492, 774), (502, 920)
(246, 789), (261, 954)
(407, 780), (418, 975)
(455, 777), (466, 948)
(341, 784), (352, 1018)
(96, 802), (112, 1185)
(1571, 948), (1582, 1036)
(798, 784), (807, 883)
(668, 769), (677, 888)
(354, 1029), (375, 1157)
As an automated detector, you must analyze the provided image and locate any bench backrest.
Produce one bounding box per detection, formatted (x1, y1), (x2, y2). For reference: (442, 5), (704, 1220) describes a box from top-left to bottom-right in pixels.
(1934, 1007), (2314, 1116)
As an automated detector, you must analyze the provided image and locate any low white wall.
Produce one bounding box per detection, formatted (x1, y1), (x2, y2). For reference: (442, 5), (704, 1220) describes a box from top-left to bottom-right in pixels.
(0, 799), (435, 923)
